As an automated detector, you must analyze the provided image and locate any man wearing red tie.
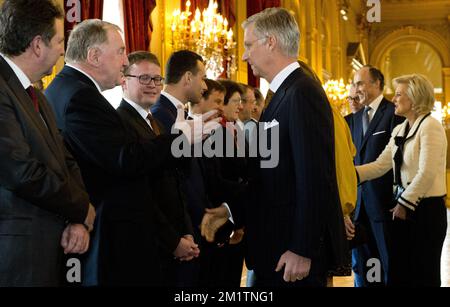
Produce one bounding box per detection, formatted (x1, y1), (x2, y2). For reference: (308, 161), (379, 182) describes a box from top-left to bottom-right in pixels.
(0, 0), (95, 286)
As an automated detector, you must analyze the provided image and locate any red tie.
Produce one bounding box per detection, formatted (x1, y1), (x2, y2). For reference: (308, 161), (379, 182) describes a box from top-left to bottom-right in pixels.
(26, 86), (39, 112)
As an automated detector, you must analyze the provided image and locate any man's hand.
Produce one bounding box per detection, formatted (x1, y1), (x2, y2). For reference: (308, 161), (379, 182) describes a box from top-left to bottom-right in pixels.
(229, 228), (244, 245)
(83, 203), (96, 232)
(390, 203), (407, 220)
(275, 250), (311, 282)
(344, 215), (355, 240)
(173, 106), (221, 144)
(173, 236), (200, 261)
(60, 224), (90, 254)
(200, 204), (230, 243)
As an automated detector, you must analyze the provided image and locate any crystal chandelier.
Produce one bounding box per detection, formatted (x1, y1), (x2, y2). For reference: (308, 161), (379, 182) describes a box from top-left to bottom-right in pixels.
(171, 0), (237, 79)
(323, 78), (351, 116)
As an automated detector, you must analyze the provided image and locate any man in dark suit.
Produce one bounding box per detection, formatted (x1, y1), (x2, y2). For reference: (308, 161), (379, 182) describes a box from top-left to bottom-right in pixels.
(344, 83), (363, 131)
(45, 21), (215, 286)
(116, 51), (200, 286)
(240, 8), (346, 286)
(349, 65), (404, 286)
(0, 0), (95, 286)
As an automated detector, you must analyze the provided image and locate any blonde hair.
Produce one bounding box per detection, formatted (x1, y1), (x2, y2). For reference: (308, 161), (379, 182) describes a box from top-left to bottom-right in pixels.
(242, 7), (299, 58)
(392, 74), (435, 115)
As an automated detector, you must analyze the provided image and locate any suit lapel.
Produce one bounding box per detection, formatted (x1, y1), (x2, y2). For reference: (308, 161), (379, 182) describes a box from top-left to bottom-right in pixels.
(160, 95), (177, 118)
(0, 58), (62, 161)
(360, 99), (388, 149)
(119, 100), (157, 137)
(261, 68), (302, 121)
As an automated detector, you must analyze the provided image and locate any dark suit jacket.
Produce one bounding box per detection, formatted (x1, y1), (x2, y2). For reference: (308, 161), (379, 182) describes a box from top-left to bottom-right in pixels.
(351, 98), (404, 222)
(345, 113), (354, 132)
(151, 95), (209, 235)
(116, 99), (193, 250)
(45, 65), (177, 286)
(0, 58), (89, 286)
(246, 67), (347, 280)
(151, 94), (178, 133)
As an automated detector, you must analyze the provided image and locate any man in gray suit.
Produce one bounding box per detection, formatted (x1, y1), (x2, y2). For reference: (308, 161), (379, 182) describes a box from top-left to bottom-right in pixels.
(0, 0), (95, 286)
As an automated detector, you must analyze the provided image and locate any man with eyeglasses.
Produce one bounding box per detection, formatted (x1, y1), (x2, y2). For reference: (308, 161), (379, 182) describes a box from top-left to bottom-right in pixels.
(117, 51), (199, 286)
(344, 83), (363, 132)
(45, 20), (219, 286)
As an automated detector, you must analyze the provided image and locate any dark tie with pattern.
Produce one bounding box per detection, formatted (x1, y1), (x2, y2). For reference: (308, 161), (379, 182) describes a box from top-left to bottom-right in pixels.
(147, 113), (161, 136)
(263, 89), (275, 111)
(362, 106), (371, 136)
(26, 86), (39, 112)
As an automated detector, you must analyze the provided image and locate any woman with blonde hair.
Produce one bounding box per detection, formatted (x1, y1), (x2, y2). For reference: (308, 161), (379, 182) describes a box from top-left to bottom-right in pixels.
(356, 74), (447, 286)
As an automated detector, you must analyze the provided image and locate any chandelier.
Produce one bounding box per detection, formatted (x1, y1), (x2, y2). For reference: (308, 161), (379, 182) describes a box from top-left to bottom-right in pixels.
(323, 79), (351, 116)
(171, 0), (237, 79)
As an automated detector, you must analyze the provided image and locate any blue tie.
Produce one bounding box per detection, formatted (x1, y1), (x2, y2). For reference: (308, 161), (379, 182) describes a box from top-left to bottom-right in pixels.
(362, 106), (371, 136)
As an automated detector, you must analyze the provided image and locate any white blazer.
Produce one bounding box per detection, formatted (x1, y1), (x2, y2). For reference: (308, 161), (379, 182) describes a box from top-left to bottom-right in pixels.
(356, 113), (447, 212)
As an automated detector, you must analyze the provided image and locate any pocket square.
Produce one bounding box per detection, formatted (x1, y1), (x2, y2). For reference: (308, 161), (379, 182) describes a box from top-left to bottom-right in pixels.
(264, 119), (279, 130)
(372, 131), (386, 136)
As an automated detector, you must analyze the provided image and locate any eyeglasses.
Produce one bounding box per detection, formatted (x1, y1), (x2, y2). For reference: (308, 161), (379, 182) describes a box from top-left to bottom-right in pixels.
(347, 96), (360, 103)
(229, 98), (242, 104)
(125, 74), (164, 86)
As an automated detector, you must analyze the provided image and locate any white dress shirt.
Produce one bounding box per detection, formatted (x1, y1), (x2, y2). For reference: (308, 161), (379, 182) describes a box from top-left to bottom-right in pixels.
(1, 53), (31, 90)
(123, 97), (158, 131)
(269, 61), (300, 93)
(366, 94), (384, 122)
(66, 64), (103, 93)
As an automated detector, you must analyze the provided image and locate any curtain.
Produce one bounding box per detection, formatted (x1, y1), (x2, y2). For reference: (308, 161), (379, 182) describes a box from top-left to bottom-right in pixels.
(81, 0), (104, 20)
(246, 0), (280, 87)
(123, 0), (157, 53)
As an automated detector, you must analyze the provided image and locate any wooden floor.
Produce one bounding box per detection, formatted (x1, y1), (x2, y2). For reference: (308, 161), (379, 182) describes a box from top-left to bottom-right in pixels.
(241, 209), (450, 287)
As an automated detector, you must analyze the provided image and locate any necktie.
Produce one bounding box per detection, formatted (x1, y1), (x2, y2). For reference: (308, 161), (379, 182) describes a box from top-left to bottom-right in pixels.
(147, 113), (161, 136)
(362, 106), (371, 136)
(263, 89), (275, 111)
(26, 86), (39, 112)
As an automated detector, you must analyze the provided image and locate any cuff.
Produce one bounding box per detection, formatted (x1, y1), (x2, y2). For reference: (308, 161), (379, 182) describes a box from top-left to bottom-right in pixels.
(397, 195), (417, 212)
(222, 202), (234, 224)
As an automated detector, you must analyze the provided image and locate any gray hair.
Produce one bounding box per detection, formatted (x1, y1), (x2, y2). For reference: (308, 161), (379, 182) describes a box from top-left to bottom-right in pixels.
(392, 74), (435, 115)
(242, 7), (300, 58)
(65, 19), (122, 63)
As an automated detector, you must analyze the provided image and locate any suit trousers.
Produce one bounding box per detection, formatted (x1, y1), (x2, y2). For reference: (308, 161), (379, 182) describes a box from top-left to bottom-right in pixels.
(389, 197), (447, 287)
(352, 202), (391, 287)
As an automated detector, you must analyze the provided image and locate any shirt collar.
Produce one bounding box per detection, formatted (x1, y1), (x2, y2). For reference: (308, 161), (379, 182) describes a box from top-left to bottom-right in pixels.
(367, 94), (384, 114)
(123, 97), (151, 121)
(269, 61), (300, 93)
(161, 91), (184, 110)
(236, 119), (245, 130)
(66, 63), (103, 93)
(0, 53), (32, 89)
(187, 111), (202, 119)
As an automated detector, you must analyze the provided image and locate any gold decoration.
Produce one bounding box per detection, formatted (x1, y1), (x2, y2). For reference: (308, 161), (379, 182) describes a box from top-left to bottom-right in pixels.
(323, 78), (351, 116)
(170, 0), (237, 79)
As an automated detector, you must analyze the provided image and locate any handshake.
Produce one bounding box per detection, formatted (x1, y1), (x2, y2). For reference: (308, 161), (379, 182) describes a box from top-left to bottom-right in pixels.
(200, 204), (244, 246)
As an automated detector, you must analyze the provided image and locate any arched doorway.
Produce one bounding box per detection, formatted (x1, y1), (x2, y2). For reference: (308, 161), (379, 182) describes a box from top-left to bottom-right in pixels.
(370, 26), (450, 105)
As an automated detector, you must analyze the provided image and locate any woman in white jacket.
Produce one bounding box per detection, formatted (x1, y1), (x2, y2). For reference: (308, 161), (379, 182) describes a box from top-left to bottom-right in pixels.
(356, 74), (447, 286)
